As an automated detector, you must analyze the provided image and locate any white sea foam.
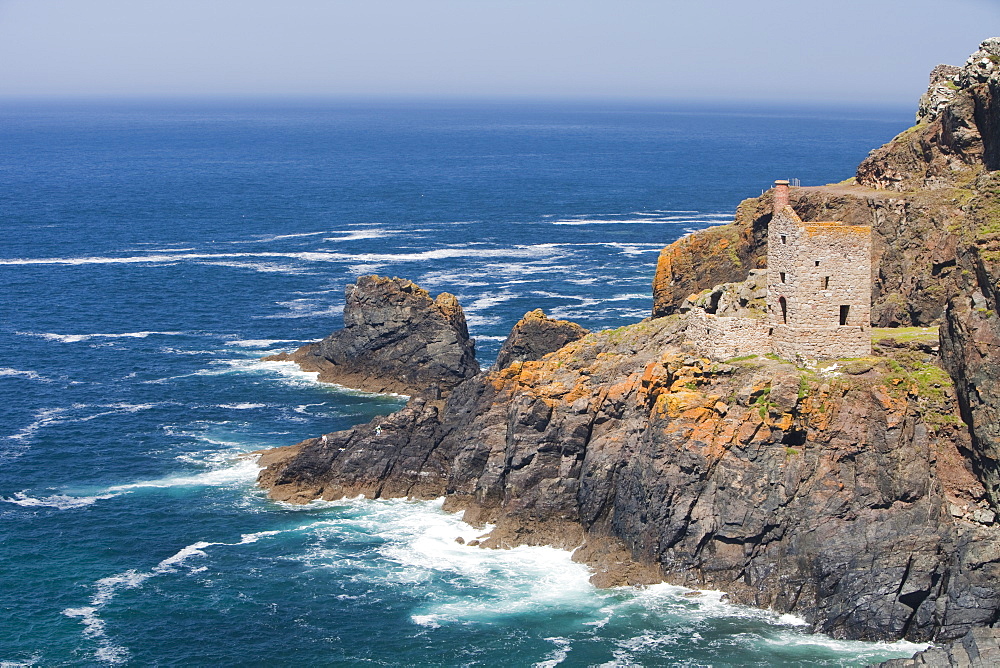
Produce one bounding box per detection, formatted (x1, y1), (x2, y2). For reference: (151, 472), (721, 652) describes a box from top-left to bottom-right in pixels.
(216, 403), (268, 410)
(534, 637), (572, 668)
(465, 314), (502, 328)
(0, 368), (50, 382)
(551, 214), (732, 226)
(762, 630), (929, 656)
(268, 299), (344, 319)
(0, 246), (559, 267)
(64, 529), (286, 665)
(223, 338), (305, 348)
(1, 491), (119, 509)
(322, 229), (393, 242)
(197, 260), (313, 275)
(105, 456), (262, 492)
(229, 230), (330, 244)
(16, 331), (184, 343)
(198, 357), (408, 397)
(462, 290), (520, 313)
(6, 407), (70, 443)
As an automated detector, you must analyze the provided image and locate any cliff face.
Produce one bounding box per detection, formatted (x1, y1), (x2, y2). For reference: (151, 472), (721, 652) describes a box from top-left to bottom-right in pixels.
(941, 237), (1000, 509)
(652, 196), (770, 318)
(260, 313), (998, 643)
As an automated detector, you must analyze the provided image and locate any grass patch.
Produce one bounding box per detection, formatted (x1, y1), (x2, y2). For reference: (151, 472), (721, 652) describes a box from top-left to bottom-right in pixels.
(871, 326), (939, 344)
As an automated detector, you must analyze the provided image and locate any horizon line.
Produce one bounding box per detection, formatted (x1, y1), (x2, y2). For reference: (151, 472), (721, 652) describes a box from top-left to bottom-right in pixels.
(0, 93), (915, 113)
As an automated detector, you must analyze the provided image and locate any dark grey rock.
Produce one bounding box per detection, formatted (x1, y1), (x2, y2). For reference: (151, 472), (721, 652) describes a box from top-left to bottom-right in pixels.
(266, 275), (478, 396)
(493, 309), (589, 370)
(873, 627), (1000, 667)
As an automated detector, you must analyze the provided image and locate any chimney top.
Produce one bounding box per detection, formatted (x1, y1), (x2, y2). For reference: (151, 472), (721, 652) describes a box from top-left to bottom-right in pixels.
(773, 180), (790, 212)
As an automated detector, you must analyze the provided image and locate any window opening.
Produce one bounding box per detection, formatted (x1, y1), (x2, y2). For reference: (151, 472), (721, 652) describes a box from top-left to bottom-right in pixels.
(822, 276), (830, 289)
(780, 235), (787, 244)
(779, 297), (788, 324)
(780, 272), (786, 283)
(815, 260), (820, 266)
(839, 305), (850, 326)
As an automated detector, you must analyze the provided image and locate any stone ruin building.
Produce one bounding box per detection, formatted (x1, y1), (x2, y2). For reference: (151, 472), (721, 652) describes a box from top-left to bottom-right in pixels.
(684, 180), (872, 360)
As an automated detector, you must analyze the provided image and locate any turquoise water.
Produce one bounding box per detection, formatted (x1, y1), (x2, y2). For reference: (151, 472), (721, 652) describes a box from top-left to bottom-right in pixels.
(1, 100), (927, 665)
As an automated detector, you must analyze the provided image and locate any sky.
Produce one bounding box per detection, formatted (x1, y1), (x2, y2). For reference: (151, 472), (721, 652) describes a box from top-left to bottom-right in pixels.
(0, 0), (998, 105)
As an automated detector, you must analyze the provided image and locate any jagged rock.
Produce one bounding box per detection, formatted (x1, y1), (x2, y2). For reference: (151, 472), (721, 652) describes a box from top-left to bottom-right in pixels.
(266, 275), (478, 396)
(917, 65), (961, 124)
(940, 245), (1000, 508)
(493, 309), (589, 370)
(872, 627), (1000, 667)
(679, 269), (768, 318)
(858, 38), (1000, 190)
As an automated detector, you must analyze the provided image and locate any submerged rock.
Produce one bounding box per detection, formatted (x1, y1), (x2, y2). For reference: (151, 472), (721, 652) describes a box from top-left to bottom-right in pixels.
(266, 275), (479, 396)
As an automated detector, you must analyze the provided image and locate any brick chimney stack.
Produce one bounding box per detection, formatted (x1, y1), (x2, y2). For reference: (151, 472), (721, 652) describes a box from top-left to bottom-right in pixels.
(773, 180), (790, 213)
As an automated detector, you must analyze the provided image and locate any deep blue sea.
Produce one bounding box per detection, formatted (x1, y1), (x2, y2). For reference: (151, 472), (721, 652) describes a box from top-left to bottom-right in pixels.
(1, 99), (928, 666)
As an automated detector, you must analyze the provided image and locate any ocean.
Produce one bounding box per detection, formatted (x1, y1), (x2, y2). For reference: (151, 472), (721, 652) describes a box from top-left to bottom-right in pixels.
(0, 99), (929, 666)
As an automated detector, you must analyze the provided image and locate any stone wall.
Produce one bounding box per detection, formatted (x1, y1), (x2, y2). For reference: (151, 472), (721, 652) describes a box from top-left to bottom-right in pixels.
(684, 309), (771, 359)
(771, 325), (871, 359)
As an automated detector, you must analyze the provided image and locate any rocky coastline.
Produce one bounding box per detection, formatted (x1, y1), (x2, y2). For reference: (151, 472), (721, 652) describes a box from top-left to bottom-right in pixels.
(256, 39), (1000, 661)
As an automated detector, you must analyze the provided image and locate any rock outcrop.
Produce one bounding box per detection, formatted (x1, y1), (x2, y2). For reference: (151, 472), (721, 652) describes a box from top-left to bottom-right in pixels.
(678, 268), (768, 318)
(265, 275), (478, 396)
(493, 309), (589, 370)
(858, 39), (1000, 191)
(652, 195), (770, 318)
(940, 242), (1000, 509)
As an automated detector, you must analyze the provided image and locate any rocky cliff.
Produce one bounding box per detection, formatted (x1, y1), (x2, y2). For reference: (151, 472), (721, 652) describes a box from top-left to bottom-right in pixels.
(260, 305), (998, 643)
(257, 40), (1000, 651)
(265, 275), (478, 396)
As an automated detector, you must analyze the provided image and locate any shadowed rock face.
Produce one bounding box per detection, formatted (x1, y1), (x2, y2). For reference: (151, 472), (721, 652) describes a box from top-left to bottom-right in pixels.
(493, 309), (589, 370)
(941, 244), (1000, 509)
(265, 275), (479, 396)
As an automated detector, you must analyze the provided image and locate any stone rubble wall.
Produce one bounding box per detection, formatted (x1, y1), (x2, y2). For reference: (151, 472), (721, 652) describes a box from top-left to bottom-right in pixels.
(684, 309), (772, 359)
(771, 324), (871, 359)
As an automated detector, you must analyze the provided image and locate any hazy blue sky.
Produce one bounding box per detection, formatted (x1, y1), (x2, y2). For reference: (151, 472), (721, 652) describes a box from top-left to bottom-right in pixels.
(1, 0), (998, 104)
